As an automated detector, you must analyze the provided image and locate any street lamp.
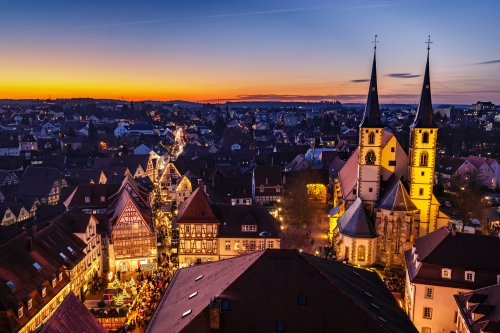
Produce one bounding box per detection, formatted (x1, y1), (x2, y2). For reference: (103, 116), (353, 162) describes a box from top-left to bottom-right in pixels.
(259, 231), (271, 250)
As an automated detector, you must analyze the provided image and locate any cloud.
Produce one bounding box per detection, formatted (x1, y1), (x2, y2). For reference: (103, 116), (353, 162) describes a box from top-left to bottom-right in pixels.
(351, 79), (370, 83)
(12, 1), (419, 34)
(476, 60), (500, 65)
(386, 73), (421, 78)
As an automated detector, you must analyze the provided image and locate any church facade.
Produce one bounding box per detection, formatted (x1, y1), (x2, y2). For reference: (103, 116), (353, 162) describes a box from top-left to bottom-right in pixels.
(331, 46), (449, 270)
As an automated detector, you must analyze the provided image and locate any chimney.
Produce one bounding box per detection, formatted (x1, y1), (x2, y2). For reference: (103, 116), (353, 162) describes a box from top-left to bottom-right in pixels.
(209, 299), (221, 331)
(451, 223), (457, 236)
(28, 237), (33, 252)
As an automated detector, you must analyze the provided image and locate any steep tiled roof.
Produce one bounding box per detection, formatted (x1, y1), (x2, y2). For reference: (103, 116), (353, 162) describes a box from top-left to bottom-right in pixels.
(338, 147), (359, 198)
(454, 283), (500, 333)
(406, 227), (500, 289)
(253, 165), (281, 187)
(337, 197), (377, 238)
(15, 167), (64, 198)
(40, 292), (107, 333)
(435, 156), (471, 175)
(382, 130), (393, 147)
(211, 204), (280, 238)
(146, 250), (417, 333)
(177, 188), (218, 222)
(378, 176), (417, 211)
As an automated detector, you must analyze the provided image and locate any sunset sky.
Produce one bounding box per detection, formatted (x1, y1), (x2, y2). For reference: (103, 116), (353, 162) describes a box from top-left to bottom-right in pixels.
(1, 0), (499, 104)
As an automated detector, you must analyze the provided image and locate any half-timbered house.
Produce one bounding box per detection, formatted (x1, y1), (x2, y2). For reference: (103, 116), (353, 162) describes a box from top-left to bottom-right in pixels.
(107, 176), (157, 273)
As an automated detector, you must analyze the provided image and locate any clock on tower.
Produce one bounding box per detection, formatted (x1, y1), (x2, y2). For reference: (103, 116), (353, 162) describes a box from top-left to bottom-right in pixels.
(365, 151), (376, 165)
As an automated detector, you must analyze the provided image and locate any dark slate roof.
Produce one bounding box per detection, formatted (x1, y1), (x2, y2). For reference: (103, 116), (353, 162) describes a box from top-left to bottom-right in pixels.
(15, 167), (64, 198)
(253, 165), (281, 187)
(146, 250), (417, 333)
(40, 292), (107, 333)
(337, 197), (377, 238)
(359, 51), (382, 128)
(435, 156), (470, 175)
(211, 204), (280, 238)
(378, 176), (417, 211)
(411, 50), (437, 128)
(406, 227), (500, 289)
(454, 284), (500, 333)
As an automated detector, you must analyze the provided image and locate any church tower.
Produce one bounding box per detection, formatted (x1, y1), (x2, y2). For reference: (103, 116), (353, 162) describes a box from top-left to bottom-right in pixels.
(357, 39), (384, 215)
(408, 38), (440, 236)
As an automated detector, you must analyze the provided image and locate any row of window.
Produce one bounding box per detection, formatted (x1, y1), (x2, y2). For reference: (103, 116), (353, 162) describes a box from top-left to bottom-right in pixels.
(13, 271), (63, 319)
(366, 130), (433, 145)
(441, 268), (476, 282)
(184, 225), (217, 234)
(225, 240), (274, 251)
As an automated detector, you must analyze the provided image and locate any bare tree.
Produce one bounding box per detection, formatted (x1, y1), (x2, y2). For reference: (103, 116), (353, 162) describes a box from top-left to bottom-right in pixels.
(281, 226), (314, 253)
(449, 169), (487, 232)
(282, 169), (326, 228)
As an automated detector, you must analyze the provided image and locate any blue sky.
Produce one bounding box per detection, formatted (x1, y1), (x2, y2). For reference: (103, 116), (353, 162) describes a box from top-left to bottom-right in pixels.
(0, 0), (499, 103)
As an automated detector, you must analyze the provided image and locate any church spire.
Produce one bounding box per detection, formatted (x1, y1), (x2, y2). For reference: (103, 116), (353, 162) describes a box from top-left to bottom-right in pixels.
(412, 36), (437, 128)
(359, 35), (382, 128)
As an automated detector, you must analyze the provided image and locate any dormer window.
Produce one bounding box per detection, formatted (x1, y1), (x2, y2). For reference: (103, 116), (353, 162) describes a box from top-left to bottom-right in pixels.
(6, 280), (17, 291)
(442, 268), (452, 279)
(32, 262), (43, 271)
(241, 225), (257, 232)
(100, 196), (105, 202)
(85, 196), (90, 203)
(49, 276), (57, 288)
(67, 246), (75, 253)
(57, 270), (63, 281)
(260, 185), (264, 193)
(24, 297), (32, 310)
(15, 305), (23, 318)
(465, 271), (475, 282)
(39, 286), (47, 298)
(265, 178), (269, 185)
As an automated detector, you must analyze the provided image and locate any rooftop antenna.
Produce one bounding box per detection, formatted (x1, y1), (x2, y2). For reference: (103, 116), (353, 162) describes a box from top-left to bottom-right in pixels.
(426, 35), (433, 50)
(372, 34), (379, 50)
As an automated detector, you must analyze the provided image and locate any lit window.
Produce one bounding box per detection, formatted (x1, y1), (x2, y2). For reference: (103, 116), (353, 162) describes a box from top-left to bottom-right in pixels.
(423, 307), (432, 319)
(260, 185), (264, 193)
(67, 246), (75, 253)
(225, 240), (230, 250)
(234, 241), (240, 251)
(6, 280), (17, 291)
(241, 225), (257, 232)
(17, 306), (23, 318)
(268, 241), (273, 249)
(276, 186), (281, 193)
(422, 328), (431, 333)
(25, 297), (32, 310)
(442, 268), (452, 279)
(185, 225), (190, 233)
(425, 287), (433, 299)
(242, 240), (248, 250)
(100, 195), (105, 202)
(465, 271), (475, 282)
(84, 196), (90, 203)
(357, 245), (366, 261)
(50, 277), (57, 288)
(39, 286), (47, 298)
(258, 240), (265, 250)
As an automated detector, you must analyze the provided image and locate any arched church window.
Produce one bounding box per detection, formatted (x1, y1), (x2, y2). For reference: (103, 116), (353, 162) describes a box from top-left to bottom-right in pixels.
(368, 132), (375, 144)
(422, 132), (429, 144)
(395, 218), (402, 253)
(420, 151), (428, 166)
(383, 216), (388, 251)
(357, 245), (366, 261)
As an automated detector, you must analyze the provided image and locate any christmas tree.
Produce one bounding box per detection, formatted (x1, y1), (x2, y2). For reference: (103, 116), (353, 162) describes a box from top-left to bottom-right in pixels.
(127, 278), (136, 289)
(121, 288), (130, 299)
(112, 276), (121, 289)
(113, 293), (124, 306)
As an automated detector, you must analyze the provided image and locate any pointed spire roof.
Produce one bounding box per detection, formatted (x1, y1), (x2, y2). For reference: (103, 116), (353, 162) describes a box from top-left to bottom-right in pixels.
(337, 197), (377, 238)
(359, 49), (382, 128)
(378, 176), (417, 211)
(411, 44), (437, 128)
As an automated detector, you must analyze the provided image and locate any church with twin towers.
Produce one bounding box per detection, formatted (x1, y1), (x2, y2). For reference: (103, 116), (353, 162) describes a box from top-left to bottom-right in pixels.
(330, 39), (450, 270)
